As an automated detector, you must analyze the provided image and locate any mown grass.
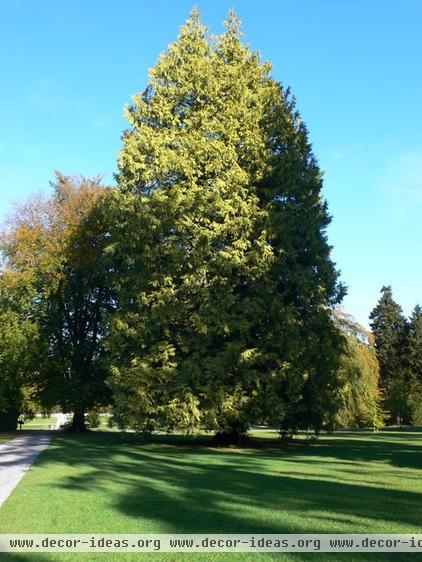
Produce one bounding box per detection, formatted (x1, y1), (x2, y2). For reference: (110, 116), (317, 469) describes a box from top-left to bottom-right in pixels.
(0, 429), (420, 561)
(21, 416), (57, 430)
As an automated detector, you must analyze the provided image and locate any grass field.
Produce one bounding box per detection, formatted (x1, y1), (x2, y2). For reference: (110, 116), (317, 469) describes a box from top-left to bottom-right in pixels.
(0, 429), (421, 561)
(21, 416), (57, 430)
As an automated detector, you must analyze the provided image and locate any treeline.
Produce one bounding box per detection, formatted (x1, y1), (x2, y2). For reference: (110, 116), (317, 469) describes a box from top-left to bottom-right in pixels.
(0, 11), (419, 438)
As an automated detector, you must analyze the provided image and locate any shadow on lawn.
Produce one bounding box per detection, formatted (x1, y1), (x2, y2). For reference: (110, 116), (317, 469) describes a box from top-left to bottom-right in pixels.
(33, 431), (422, 536)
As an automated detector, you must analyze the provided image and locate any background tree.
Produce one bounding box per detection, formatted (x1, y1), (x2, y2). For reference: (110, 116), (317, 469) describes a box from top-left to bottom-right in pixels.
(0, 205), (46, 430)
(0, 174), (113, 431)
(369, 285), (411, 424)
(334, 310), (384, 429)
(108, 10), (345, 439)
(407, 305), (422, 424)
(0, 305), (40, 430)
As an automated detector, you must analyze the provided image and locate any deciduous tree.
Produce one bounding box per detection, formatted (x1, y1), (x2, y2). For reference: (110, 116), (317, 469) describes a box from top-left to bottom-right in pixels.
(334, 310), (384, 429)
(0, 175), (113, 431)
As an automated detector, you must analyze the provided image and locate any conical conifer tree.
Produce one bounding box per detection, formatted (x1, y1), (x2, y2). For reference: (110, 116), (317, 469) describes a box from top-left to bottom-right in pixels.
(369, 286), (410, 423)
(407, 305), (422, 423)
(108, 10), (344, 438)
(408, 305), (422, 381)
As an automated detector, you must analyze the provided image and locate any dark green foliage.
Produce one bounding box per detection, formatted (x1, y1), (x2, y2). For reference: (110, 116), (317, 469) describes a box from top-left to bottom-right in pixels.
(370, 286), (411, 423)
(108, 10), (344, 437)
(0, 411), (18, 431)
(408, 305), (422, 382)
(0, 273), (41, 430)
(39, 177), (114, 431)
(407, 305), (422, 424)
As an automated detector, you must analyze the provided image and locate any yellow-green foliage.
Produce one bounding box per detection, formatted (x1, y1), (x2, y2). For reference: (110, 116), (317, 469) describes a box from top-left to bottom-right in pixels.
(109, 10), (344, 436)
(335, 311), (384, 429)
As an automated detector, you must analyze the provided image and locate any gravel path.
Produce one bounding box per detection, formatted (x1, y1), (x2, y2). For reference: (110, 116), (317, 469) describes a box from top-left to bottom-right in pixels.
(0, 431), (52, 507)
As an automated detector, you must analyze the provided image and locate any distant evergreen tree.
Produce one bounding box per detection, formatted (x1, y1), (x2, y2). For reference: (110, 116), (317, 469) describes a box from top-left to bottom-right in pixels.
(407, 305), (422, 424)
(408, 305), (422, 380)
(369, 286), (410, 423)
(108, 10), (344, 439)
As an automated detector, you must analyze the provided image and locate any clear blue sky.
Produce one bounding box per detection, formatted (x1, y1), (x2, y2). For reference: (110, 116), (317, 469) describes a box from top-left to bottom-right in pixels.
(1, 0), (421, 327)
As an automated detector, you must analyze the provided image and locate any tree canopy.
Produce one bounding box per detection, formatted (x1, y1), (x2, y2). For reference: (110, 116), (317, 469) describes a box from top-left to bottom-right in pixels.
(0, 174), (112, 431)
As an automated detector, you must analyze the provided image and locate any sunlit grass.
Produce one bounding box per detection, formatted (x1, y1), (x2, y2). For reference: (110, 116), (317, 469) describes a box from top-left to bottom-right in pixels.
(0, 429), (420, 561)
(20, 416), (57, 430)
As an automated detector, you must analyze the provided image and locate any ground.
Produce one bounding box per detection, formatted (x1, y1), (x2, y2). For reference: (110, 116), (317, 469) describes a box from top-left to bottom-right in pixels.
(0, 429), (420, 561)
(21, 416), (57, 431)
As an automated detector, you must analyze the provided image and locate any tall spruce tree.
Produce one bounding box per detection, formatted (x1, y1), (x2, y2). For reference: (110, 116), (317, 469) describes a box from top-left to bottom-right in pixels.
(408, 305), (422, 380)
(369, 286), (410, 423)
(108, 10), (344, 438)
(407, 305), (422, 424)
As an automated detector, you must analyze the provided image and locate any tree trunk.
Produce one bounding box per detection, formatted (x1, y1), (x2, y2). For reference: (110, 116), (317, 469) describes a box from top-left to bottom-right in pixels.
(0, 410), (19, 431)
(213, 420), (249, 445)
(71, 408), (86, 433)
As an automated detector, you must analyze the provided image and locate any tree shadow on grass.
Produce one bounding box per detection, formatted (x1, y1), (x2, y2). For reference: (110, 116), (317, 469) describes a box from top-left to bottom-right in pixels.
(34, 432), (422, 536)
(295, 436), (422, 471)
(3, 431), (422, 562)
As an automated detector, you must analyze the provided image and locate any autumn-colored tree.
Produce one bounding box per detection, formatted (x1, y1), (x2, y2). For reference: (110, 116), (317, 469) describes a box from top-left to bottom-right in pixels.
(107, 10), (344, 439)
(0, 174), (113, 431)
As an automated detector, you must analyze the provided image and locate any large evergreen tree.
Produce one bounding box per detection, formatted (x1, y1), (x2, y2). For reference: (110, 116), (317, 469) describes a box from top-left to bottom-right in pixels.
(108, 11), (344, 438)
(369, 285), (410, 423)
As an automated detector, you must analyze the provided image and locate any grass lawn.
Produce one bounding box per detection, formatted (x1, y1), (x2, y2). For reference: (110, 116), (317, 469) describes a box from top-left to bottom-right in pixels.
(0, 433), (15, 444)
(22, 416), (57, 430)
(0, 429), (420, 561)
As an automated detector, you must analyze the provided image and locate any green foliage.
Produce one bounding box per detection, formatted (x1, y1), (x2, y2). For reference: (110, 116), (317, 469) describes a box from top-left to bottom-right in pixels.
(407, 305), (422, 424)
(0, 268), (41, 430)
(0, 174), (113, 431)
(370, 286), (411, 423)
(108, 10), (344, 437)
(86, 410), (101, 429)
(407, 305), (422, 382)
(334, 311), (384, 429)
